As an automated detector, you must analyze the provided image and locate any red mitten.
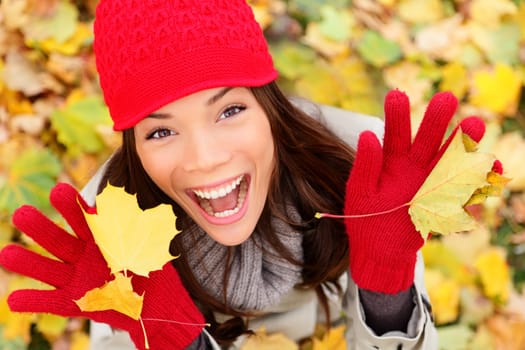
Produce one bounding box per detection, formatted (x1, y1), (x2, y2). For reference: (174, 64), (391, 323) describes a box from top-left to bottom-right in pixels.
(344, 90), (486, 294)
(0, 183), (204, 349)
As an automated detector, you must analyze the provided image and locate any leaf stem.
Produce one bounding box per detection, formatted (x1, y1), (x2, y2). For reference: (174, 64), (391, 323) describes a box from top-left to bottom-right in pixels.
(139, 317), (150, 349)
(315, 202), (410, 220)
(141, 318), (211, 327)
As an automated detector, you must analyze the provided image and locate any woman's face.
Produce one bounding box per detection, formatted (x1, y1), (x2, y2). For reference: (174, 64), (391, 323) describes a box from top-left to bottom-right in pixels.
(134, 87), (275, 246)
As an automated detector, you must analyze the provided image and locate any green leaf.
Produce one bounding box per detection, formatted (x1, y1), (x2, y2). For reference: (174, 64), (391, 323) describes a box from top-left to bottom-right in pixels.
(318, 5), (354, 42)
(51, 95), (112, 156)
(270, 42), (317, 80)
(356, 30), (402, 68)
(470, 22), (521, 65)
(437, 324), (474, 349)
(295, 63), (343, 106)
(0, 326), (26, 350)
(0, 149), (61, 216)
(289, 0), (351, 21)
(22, 1), (78, 43)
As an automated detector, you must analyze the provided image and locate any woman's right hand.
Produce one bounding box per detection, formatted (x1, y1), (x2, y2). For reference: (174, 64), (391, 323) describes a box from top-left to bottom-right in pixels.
(0, 183), (204, 349)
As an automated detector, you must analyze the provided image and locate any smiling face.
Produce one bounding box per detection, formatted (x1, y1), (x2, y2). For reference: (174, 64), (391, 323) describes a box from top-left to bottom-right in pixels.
(133, 87), (275, 246)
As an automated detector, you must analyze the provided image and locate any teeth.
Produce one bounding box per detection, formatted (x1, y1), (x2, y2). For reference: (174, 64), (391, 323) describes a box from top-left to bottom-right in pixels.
(197, 178), (248, 218)
(212, 180), (248, 218)
(193, 175), (243, 199)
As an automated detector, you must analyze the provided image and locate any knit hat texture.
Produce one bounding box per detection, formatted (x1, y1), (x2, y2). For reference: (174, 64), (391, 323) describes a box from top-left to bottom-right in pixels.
(94, 0), (278, 130)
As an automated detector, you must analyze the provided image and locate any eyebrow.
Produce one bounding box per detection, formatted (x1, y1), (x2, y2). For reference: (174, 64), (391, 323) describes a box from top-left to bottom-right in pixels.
(206, 87), (234, 105)
(146, 87), (235, 119)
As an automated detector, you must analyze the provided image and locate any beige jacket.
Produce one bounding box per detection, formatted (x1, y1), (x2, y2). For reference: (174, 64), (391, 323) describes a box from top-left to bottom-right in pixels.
(84, 101), (438, 349)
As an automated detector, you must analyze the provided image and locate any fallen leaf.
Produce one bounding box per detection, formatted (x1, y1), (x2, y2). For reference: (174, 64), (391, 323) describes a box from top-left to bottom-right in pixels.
(0, 296), (32, 342)
(302, 22), (350, 58)
(441, 226), (491, 266)
(312, 324), (346, 350)
(2, 49), (46, 96)
(439, 61), (469, 100)
(414, 15), (464, 60)
(270, 42), (317, 81)
(491, 131), (525, 191)
(22, 1), (78, 43)
(436, 324), (473, 349)
(409, 131), (495, 238)
(468, 324), (496, 350)
(317, 6), (354, 42)
(469, 0), (517, 27)
(485, 313), (525, 350)
(396, 0), (444, 24)
(35, 314), (68, 341)
(356, 30), (402, 68)
(0, 0), (29, 30)
(294, 63), (344, 106)
(50, 95), (113, 156)
(75, 272), (143, 320)
(0, 148), (61, 215)
(422, 240), (474, 285)
(241, 327), (298, 350)
(474, 248), (511, 304)
(459, 286), (494, 327)
(468, 23), (521, 66)
(70, 330), (90, 350)
(509, 194), (525, 223)
(82, 184), (177, 276)
(383, 61), (432, 108)
(424, 269), (461, 325)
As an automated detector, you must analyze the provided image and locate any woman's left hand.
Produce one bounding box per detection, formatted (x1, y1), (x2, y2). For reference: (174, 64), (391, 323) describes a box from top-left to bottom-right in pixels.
(344, 89), (487, 294)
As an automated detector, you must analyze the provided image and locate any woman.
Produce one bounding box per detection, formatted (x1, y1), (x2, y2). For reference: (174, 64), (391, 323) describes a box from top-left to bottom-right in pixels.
(0, 0), (489, 349)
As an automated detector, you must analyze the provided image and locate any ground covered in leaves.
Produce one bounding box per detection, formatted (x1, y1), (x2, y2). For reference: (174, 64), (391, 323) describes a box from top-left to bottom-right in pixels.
(0, 0), (524, 349)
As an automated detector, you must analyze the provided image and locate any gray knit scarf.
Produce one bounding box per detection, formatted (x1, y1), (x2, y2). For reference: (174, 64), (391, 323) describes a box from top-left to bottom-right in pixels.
(180, 206), (304, 311)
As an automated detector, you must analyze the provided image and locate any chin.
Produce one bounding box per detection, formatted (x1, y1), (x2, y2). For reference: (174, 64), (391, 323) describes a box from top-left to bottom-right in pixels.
(202, 221), (257, 246)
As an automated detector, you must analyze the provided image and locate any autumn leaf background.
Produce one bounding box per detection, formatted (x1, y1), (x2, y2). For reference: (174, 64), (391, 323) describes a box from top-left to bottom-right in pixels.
(0, 0), (524, 349)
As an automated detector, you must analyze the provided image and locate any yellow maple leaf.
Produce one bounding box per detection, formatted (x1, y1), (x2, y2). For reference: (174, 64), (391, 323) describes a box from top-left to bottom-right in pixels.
(312, 324), (347, 350)
(82, 184), (178, 276)
(474, 248), (511, 304)
(439, 61), (468, 100)
(75, 272), (144, 320)
(465, 171), (510, 205)
(409, 131), (495, 238)
(36, 314), (68, 341)
(424, 269), (460, 325)
(241, 327), (298, 350)
(469, 63), (522, 116)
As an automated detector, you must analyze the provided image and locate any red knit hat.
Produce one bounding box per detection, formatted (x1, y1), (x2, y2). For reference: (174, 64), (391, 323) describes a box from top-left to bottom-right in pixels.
(93, 0), (278, 130)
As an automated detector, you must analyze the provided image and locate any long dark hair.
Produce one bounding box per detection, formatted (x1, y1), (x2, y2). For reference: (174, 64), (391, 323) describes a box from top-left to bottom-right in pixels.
(98, 81), (355, 345)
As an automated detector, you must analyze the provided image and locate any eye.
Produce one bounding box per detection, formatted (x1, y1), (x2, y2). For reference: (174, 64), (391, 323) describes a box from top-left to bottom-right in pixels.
(146, 128), (176, 140)
(218, 104), (246, 121)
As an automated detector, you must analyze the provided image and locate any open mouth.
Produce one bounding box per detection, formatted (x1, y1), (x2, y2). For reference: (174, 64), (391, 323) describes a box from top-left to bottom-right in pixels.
(190, 174), (250, 220)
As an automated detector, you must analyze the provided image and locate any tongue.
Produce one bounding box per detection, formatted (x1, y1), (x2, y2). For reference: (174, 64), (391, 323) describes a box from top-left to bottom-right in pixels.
(208, 186), (240, 213)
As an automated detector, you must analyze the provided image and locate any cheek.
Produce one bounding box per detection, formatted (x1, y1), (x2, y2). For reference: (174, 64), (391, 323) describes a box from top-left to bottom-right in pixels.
(136, 146), (179, 190)
(257, 123), (275, 170)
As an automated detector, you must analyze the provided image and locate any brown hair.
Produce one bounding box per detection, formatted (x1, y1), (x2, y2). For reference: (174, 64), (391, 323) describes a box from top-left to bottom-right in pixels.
(98, 81), (355, 345)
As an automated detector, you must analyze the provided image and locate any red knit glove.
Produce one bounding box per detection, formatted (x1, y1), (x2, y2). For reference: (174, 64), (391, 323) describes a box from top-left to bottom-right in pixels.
(0, 183), (204, 349)
(344, 90), (487, 294)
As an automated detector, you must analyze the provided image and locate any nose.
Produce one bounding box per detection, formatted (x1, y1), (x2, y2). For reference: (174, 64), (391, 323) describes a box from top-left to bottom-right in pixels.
(182, 131), (231, 172)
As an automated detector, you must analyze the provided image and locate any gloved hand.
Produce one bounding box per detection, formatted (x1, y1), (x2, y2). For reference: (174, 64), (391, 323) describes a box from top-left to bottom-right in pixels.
(344, 89), (489, 294)
(0, 183), (204, 349)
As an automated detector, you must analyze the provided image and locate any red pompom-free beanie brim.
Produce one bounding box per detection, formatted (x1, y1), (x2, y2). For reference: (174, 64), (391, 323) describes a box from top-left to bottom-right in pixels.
(94, 0), (278, 130)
